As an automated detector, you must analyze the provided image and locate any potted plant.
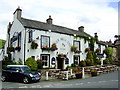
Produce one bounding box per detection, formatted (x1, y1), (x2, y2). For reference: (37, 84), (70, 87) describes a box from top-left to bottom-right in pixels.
(7, 46), (15, 52)
(31, 41), (38, 49)
(50, 43), (58, 51)
(95, 48), (101, 53)
(58, 53), (67, 58)
(85, 48), (90, 53)
(73, 66), (82, 79)
(71, 46), (81, 54)
(91, 69), (97, 76)
(15, 46), (21, 51)
(42, 46), (51, 51)
(71, 46), (77, 52)
(74, 50), (81, 54)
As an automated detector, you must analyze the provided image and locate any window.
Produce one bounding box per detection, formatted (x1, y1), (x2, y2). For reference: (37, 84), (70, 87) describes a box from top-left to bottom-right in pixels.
(41, 54), (50, 67)
(18, 32), (21, 46)
(65, 58), (69, 64)
(28, 30), (33, 42)
(41, 36), (50, 48)
(74, 55), (80, 65)
(74, 41), (80, 50)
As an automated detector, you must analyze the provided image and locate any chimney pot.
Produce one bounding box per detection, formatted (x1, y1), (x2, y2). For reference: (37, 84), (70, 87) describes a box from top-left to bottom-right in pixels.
(78, 26), (84, 32)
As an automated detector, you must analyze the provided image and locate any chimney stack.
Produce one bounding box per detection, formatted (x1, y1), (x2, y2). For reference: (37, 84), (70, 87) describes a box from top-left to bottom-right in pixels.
(78, 26), (84, 32)
(46, 15), (53, 24)
(94, 33), (98, 38)
(13, 6), (22, 19)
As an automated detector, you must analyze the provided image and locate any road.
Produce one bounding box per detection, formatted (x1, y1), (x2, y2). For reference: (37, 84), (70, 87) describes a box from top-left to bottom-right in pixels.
(2, 71), (119, 88)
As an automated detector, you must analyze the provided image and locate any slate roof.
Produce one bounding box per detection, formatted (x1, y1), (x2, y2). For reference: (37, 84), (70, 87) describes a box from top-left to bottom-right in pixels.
(19, 17), (92, 37)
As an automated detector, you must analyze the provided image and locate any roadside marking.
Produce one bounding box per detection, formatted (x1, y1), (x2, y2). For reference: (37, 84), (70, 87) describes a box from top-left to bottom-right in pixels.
(98, 81), (107, 83)
(110, 80), (118, 82)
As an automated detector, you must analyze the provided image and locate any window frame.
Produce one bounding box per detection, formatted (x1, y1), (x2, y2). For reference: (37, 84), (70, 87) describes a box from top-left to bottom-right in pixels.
(28, 30), (33, 43)
(73, 55), (80, 65)
(73, 40), (80, 51)
(41, 35), (50, 49)
(40, 54), (50, 67)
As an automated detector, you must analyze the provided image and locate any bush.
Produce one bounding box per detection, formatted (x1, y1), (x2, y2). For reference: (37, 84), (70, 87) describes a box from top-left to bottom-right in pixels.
(37, 59), (43, 69)
(79, 60), (86, 67)
(71, 63), (76, 67)
(17, 58), (23, 65)
(85, 59), (94, 66)
(96, 59), (101, 65)
(103, 58), (110, 65)
(25, 57), (38, 71)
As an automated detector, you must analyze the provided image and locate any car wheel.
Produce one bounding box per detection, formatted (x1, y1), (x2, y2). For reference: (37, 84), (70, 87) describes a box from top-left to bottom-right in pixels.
(1, 75), (6, 82)
(23, 77), (29, 84)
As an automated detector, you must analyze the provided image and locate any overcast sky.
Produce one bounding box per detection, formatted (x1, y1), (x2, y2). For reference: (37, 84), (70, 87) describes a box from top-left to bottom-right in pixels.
(0, 0), (119, 42)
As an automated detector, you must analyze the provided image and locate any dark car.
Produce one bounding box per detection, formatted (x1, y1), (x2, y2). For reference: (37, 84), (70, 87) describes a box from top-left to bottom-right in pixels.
(1, 65), (41, 84)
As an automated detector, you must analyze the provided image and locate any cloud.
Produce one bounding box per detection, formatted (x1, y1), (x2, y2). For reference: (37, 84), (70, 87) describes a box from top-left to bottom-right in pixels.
(0, 0), (118, 42)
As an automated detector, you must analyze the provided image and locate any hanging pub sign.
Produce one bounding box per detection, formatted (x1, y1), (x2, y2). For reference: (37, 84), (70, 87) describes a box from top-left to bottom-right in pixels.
(51, 57), (56, 65)
(65, 58), (69, 64)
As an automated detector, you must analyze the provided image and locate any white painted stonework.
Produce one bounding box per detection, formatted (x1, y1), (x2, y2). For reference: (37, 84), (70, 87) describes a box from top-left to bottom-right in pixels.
(3, 8), (107, 69)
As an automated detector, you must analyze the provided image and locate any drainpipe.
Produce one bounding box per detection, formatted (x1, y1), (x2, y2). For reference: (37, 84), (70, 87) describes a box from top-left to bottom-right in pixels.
(24, 28), (26, 65)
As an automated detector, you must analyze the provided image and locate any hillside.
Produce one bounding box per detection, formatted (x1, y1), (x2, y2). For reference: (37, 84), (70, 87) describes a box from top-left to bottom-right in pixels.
(0, 39), (6, 49)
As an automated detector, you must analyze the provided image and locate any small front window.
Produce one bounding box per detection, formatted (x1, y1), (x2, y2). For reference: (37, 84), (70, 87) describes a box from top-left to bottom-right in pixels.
(41, 36), (50, 48)
(41, 54), (49, 67)
(74, 55), (80, 65)
(74, 41), (80, 50)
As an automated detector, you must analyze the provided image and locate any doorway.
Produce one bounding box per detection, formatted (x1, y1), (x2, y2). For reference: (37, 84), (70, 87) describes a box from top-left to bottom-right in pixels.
(57, 57), (64, 70)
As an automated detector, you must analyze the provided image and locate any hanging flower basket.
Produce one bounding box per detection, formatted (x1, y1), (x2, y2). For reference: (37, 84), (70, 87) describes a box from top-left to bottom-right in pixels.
(95, 48), (100, 53)
(71, 46), (81, 53)
(31, 41), (38, 49)
(7, 46), (15, 52)
(74, 50), (81, 54)
(50, 43), (58, 51)
(85, 48), (90, 53)
(71, 46), (77, 52)
(15, 46), (21, 51)
(42, 46), (51, 51)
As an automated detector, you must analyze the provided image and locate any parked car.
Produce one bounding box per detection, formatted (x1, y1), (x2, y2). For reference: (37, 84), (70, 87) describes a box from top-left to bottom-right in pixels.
(1, 65), (41, 84)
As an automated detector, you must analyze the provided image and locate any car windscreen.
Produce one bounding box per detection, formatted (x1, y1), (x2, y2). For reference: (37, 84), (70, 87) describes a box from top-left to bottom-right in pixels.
(21, 67), (31, 72)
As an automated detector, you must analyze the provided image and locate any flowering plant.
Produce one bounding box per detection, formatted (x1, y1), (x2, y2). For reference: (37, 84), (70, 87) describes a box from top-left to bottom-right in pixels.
(58, 53), (67, 57)
(95, 48), (101, 53)
(31, 41), (38, 49)
(51, 43), (58, 51)
(41, 46), (51, 51)
(7, 46), (15, 52)
(15, 46), (21, 51)
(71, 46), (81, 53)
(85, 48), (90, 53)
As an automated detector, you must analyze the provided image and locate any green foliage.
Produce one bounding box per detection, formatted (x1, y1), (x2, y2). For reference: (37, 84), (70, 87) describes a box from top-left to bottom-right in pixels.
(37, 59), (43, 69)
(103, 47), (113, 64)
(96, 59), (101, 65)
(103, 58), (110, 65)
(2, 56), (16, 69)
(17, 58), (23, 65)
(25, 57), (38, 71)
(93, 52), (97, 65)
(86, 52), (94, 66)
(0, 39), (6, 49)
(71, 63), (76, 67)
(79, 60), (86, 67)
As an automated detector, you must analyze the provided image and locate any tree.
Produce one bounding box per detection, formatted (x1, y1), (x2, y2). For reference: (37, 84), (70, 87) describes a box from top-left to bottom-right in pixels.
(103, 47), (113, 64)
(25, 57), (38, 71)
(86, 52), (94, 66)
